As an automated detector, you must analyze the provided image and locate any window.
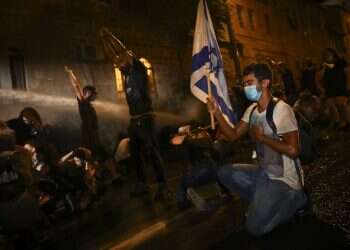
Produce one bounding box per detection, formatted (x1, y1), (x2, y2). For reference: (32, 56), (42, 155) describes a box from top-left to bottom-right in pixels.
(8, 48), (26, 90)
(264, 14), (271, 34)
(236, 5), (244, 28)
(247, 8), (255, 30)
(114, 57), (157, 97)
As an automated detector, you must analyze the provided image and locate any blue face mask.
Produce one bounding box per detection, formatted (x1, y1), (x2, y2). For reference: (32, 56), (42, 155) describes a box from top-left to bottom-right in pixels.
(244, 85), (262, 102)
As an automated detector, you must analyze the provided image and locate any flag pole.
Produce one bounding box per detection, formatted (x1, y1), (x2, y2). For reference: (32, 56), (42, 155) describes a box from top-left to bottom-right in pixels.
(206, 67), (215, 130)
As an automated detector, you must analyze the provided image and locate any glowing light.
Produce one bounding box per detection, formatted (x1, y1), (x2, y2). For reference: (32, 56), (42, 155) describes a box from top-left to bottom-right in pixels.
(114, 67), (124, 93)
(139, 58), (157, 95)
(109, 221), (167, 250)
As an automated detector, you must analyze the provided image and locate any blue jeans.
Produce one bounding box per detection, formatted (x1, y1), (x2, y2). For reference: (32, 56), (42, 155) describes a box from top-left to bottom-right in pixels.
(218, 164), (307, 236)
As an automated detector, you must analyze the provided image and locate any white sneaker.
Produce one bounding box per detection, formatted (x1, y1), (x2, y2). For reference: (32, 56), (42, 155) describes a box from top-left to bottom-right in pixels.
(187, 188), (208, 211)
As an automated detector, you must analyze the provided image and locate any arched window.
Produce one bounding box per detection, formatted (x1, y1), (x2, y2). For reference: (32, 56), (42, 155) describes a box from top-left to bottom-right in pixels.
(113, 57), (157, 98)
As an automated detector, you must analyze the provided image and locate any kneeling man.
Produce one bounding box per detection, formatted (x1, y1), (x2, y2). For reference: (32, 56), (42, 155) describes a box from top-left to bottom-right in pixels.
(208, 64), (307, 236)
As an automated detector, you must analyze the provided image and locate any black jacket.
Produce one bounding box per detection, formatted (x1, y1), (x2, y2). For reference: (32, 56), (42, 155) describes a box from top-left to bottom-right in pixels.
(122, 58), (153, 116)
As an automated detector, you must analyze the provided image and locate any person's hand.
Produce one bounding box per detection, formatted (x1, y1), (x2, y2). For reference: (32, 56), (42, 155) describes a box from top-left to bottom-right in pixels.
(170, 134), (187, 145)
(207, 96), (218, 114)
(64, 66), (79, 86)
(250, 125), (264, 142)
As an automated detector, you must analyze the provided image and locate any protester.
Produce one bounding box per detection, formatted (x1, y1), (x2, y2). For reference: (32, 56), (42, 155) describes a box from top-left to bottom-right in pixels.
(66, 67), (101, 153)
(277, 62), (298, 105)
(170, 125), (220, 210)
(6, 107), (43, 146)
(300, 58), (319, 96)
(7, 107), (59, 169)
(294, 92), (321, 124)
(208, 64), (307, 236)
(0, 122), (47, 242)
(57, 147), (99, 210)
(24, 141), (51, 179)
(321, 48), (349, 130)
(111, 44), (170, 200)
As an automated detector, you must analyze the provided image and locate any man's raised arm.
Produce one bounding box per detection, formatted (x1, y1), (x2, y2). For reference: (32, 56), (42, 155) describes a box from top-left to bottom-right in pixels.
(64, 66), (84, 101)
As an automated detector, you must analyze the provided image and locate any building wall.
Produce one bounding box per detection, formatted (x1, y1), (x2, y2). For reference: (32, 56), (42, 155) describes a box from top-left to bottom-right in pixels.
(226, 0), (347, 89)
(0, 0), (347, 107)
(0, 0), (189, 110)
(343, 12), (350, 58)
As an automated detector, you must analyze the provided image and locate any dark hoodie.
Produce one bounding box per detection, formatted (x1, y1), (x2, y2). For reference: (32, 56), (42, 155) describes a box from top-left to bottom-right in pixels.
(121, 57), (153, 116)
(323, 59), (348, 97)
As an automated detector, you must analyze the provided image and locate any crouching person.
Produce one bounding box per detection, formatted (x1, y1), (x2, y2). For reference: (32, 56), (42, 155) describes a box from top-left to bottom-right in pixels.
(208, 64), (307, 237)
(175, 142), (219, 210)
(58, 147), (101, 210)
(0, 122), (47, 246)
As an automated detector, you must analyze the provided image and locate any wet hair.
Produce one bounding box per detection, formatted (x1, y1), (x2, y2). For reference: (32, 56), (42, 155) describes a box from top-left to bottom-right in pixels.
(20, 107), (42, 125)
(243, 63), (272, 82)
(0, 122), (16, 152)
(83, 86), (97, 95)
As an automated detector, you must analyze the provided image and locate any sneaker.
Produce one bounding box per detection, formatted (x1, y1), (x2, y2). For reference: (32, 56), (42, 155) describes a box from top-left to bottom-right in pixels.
(187, 188), (208, 211)
(130, 182), (149, 197)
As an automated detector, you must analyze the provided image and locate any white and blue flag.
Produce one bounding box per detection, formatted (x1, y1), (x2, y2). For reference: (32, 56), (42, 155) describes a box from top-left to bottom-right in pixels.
(190, 0), (237, 127)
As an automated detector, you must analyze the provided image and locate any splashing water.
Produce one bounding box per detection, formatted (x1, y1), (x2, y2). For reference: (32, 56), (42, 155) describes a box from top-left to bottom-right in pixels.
(0, 89), (191, 151)
(0, 89), (187, 121)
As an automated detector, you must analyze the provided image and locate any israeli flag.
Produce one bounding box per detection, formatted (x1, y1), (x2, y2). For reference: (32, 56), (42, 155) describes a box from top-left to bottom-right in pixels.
(190, 0), (237, 127)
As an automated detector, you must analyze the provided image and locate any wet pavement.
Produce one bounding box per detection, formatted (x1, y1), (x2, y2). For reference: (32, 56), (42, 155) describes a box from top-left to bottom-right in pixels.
(26, 130), (350, 250)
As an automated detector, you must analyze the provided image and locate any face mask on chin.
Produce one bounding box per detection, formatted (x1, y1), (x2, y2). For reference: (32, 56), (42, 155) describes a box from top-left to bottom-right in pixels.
(244, 85), (262, 102)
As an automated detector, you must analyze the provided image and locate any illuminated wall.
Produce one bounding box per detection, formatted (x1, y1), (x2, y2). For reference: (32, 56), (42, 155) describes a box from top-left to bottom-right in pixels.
(226, 0), (347, 89)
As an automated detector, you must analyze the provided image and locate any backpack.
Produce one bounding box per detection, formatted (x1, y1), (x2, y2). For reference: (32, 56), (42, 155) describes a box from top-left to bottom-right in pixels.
(249, 98), (313, 216)
(250, 98), (315, 165)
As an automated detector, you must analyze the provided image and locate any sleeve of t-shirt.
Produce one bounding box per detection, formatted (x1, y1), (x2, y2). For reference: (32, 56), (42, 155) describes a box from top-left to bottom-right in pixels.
(241, 103), (257, 123)
(274, 101), (298, 135)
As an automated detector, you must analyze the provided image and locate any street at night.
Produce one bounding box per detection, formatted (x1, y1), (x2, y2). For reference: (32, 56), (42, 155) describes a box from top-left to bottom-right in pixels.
(23, 128), (350, 250)
(0, 0), (350, 250)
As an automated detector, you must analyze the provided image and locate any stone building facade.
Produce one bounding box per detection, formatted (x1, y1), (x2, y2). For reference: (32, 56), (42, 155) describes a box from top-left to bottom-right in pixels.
(226, 0), (348, 88)
(0, 0), (348, 108)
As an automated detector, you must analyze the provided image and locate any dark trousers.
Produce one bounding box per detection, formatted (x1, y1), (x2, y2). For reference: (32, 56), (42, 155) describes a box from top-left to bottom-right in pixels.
(129, 115), (166, 185)
(176, 162), (218, 204)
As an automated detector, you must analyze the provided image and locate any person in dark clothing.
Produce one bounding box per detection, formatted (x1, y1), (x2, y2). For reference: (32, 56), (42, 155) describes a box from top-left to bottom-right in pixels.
(7, 108), (59, 168)
(65, 67), (101, 152)
(278, 62), (298, 105)
(114, 49), (169, 200)
(6, 107), (42, 146)
(300, 58), (319, 96)
(0, 122), (47, 239)
(321, 48), (349, 129)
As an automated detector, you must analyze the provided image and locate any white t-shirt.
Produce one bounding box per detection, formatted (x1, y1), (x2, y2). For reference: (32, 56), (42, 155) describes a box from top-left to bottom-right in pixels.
(241, 100), (303, 190)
